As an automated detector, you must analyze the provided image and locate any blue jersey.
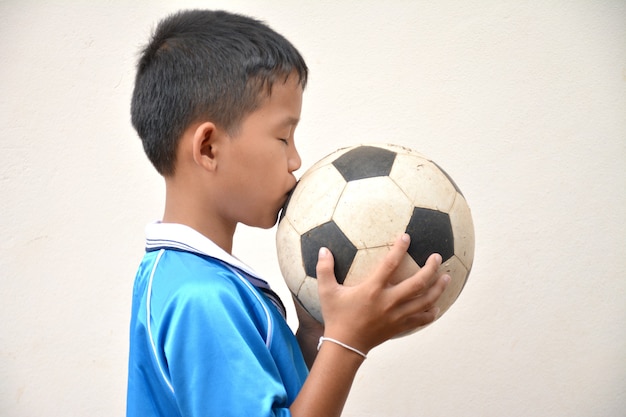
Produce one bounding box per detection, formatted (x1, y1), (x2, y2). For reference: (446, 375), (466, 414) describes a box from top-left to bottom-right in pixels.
(127, 223), (308, 416)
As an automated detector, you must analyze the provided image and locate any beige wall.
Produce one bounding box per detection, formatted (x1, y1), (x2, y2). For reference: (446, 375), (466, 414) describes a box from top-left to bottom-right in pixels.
(1, 1), (625, 416)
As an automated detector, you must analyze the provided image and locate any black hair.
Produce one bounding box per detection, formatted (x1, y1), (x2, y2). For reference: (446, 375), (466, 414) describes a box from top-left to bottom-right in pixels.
(131, 10), (308, 175)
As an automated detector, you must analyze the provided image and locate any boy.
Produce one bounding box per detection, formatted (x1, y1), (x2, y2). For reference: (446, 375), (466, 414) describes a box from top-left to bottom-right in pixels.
(127, 9), (450, 417)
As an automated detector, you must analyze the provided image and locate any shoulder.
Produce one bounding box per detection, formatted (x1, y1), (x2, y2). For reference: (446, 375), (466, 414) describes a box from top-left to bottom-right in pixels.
(150, 249), (246, 293)
(145, 249), (266, 320)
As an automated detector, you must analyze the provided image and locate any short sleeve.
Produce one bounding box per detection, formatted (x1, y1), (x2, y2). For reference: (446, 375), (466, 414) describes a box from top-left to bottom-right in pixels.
(153, 265), (294, 417)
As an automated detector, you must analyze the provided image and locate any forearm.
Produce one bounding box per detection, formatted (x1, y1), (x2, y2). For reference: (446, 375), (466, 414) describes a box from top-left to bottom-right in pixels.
(290, 341), (365, 417)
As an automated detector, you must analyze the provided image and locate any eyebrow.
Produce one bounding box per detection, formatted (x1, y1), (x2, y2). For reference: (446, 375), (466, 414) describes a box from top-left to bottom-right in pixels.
(281, 116), (300, 126)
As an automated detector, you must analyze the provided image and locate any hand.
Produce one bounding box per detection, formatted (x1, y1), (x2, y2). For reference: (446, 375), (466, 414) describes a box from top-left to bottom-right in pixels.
(316, 233), (450, 355)
(294, 295), (325, 369)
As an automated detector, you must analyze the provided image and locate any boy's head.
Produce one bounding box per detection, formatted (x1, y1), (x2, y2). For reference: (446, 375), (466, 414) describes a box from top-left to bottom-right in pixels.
(131, 10), (308, 176)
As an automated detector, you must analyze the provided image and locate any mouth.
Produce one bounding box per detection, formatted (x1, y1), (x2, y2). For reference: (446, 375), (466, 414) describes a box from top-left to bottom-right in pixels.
(278, 181), (298, 222)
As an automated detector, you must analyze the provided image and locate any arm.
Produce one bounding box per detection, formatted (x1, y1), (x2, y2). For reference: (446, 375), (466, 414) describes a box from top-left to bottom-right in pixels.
(290, 233), (450, 417)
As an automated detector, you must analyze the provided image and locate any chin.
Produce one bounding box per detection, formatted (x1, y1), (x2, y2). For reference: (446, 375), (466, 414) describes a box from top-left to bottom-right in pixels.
(266, 213), (281, 229)
(244, 213), (280, 230)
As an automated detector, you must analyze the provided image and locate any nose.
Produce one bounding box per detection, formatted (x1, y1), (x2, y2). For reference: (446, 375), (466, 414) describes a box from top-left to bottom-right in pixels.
(288, 145), (302, 173)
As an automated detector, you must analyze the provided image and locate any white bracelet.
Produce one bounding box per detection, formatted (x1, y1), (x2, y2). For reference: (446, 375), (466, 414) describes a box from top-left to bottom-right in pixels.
(317, 336), (367, 359)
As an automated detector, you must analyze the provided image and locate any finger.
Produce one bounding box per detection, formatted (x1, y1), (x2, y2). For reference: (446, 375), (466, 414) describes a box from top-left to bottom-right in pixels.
(315, 247), (337, 296)
(371, 233), (411, 285)
(399, 306), (442, 333)
(396, 273), (451, 319)
(393, 252), (443, 299)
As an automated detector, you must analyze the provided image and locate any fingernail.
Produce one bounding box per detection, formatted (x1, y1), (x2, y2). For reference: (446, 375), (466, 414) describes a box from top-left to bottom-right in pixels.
(401, 233), (410, 243)
(443, 275), (451, 284)
(318, 247), (329, 258)
(434, 253), (442, 264)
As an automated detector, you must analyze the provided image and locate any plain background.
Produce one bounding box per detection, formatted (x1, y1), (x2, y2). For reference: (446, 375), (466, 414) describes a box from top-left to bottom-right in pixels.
(1, 1), (625, 416)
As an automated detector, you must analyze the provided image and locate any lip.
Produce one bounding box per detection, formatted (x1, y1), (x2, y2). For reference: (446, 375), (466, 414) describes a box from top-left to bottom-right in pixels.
(278, 181), (298, 222)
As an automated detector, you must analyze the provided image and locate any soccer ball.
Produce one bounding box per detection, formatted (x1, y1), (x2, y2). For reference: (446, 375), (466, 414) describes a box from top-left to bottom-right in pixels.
(276, 143), (474, 332)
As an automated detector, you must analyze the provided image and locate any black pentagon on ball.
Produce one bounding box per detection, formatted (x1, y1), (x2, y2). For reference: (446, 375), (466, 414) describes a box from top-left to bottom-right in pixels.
(405, 207), (455, 267)
(301, 221), (357, 284)
(332, 146), (397, 182)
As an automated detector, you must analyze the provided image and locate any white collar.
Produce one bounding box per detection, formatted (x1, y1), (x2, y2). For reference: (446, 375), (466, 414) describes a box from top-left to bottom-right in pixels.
(144, 222), (265, 282)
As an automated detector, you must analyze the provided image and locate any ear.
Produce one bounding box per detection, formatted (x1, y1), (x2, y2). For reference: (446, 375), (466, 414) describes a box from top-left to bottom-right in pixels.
(191, 122), (221, 172)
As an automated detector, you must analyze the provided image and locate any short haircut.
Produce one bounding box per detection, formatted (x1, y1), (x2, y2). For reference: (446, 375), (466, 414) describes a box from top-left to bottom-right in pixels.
(131, 10), (308, 176)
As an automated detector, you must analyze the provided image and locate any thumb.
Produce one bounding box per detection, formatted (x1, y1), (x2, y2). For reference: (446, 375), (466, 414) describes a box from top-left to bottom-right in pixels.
(315, 247), (337, 293)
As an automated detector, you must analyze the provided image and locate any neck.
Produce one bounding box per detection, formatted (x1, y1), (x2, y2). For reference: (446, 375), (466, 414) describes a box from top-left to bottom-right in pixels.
(162, 177), (236, 254)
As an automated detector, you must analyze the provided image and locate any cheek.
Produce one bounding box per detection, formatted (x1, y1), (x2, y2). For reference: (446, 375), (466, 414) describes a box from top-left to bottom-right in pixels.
(235, 148), (287, 192)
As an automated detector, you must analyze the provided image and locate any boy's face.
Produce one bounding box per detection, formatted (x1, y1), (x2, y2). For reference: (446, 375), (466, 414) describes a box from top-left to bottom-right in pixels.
(216, 73), (303, 229)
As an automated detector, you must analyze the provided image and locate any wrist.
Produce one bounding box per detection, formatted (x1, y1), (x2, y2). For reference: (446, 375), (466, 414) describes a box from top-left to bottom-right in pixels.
(317, 336), (368, 360)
